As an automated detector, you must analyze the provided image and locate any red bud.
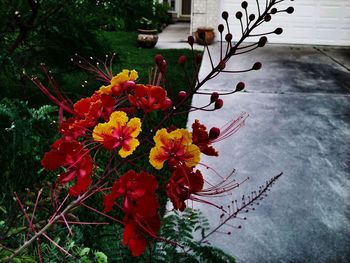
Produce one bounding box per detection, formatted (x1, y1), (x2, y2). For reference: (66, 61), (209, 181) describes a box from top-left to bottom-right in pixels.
(162, 98), (173, 110)
(178, 55), (187, 65)
(154, 54), (164, 66)
(209, 127), (220, 140)
(210, 92), (219, 103)
(123, 81), (136, 92)
(214, 99), (223, 109)
(235, 82), (245, 92)
(178, 91), (187, 101)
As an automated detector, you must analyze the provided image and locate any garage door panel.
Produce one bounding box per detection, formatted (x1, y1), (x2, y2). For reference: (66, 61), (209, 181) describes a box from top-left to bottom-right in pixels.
(220, 0), (350, 45)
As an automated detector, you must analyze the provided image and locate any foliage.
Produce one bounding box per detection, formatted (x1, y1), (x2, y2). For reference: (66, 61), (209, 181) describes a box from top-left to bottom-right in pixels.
(84, 208), (235, 262)
(0, 98), (57, 195)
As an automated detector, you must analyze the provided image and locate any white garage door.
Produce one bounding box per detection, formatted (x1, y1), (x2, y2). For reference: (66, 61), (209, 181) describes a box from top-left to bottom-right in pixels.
(220, 0), (350, 46)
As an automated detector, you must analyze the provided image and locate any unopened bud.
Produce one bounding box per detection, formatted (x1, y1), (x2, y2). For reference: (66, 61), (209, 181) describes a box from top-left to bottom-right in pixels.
(218, 24), (224, 33)
(241, 1), (248, 9)
(159, 60), (167, 73)
(178, 91), (187, 101)
(210, 92), (219, 103)
(258, 36), (267, 47)
(123, 81), (135, 92)
(264, 14), (271, 22)
(154, 54), (164, 66)
(225, 33), (233, 42)
(252, 62), (262, 70)
(235, 82), (245, 92)
(188, 36), (194, 46)
(163, 98), (173, 110)
(214, 99), (223, 109)
(221, 11), (229, 20)
(286, 7), (294, 14)
(178, 55), (187, 65)
(236, 11), (243, 19)
(209, 127), (220, 140)
(275, 28), (283, 35)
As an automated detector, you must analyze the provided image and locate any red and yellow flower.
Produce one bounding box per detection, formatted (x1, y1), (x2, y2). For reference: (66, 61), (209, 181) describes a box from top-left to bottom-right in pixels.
(149, 128), (200, 170)
(92, 111), (141, 157)
(97, 69), (138, 95)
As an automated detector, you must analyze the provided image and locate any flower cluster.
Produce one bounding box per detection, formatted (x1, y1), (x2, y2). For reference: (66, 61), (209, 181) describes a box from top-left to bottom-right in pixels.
(7, 2), (295, 260)
(35, 56), (238, 256)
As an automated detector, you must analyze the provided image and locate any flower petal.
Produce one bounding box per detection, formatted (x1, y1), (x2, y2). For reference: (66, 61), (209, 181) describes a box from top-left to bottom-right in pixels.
(119, 138), (140, 158)
(183, 144), (201, 167)
(126, 117), (142, 138)
(149, 147), (168, 170)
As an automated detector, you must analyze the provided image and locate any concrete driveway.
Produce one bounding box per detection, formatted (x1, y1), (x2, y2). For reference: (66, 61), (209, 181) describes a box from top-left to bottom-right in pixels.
(187, 44), (350, 262)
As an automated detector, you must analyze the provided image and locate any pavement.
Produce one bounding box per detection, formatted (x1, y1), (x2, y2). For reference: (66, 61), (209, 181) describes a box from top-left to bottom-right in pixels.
(157, 24), (350, 262)
(156, 22), (203, 50)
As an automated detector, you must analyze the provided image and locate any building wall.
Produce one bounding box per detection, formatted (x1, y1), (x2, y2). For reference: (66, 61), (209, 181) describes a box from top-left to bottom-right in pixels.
(192, 0), (350, 45)
(192, 0), (220, 33)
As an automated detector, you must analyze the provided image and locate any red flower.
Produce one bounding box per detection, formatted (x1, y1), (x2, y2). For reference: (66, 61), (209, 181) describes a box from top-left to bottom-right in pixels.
(103, 170), (159, 218)
(128, 84), (172, 113)
(59, 93), (117, 139)
(123, 215), (160, 257)
(166, 165), (204, 211)
(191, 120), (218, 156)
(74, 93), (116, 126)
(41, 139), (93, 196)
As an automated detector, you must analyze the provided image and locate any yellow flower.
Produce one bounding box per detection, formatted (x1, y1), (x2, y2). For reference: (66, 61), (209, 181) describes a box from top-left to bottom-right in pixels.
(97, 69), (138, 95)
(149, 128), (200, 170)
(93, 111), (141, 158)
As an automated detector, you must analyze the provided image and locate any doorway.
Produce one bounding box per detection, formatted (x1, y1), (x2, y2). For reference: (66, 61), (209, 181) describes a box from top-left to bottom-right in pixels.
(181, 0), (191, 16)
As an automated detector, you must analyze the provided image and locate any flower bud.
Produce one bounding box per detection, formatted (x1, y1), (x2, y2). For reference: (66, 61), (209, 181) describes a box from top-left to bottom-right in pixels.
(275, 28), (283, 35)
(178, 91), (187, 101)
(209, 127), (220, 140)
(214, 99), (223, 109)
(154, 54), (164, 66)
(178, 55), (187, 65)
(235, 82), (245, 92)
(264, 14), (271, 22)
(252, 62), (262, 70)
(241, 1), (248, 9)
(236, 11), (242, 19)
(286, 7), (294, 14)
(188, 36), (194, 46)
(258, 36), (268, 47)
(159, 60), (167, 73)
(221, 11), (229, 20)
(210, 92), (219, 103)
(218, 24), (224, 33)
(162, 98), (173, 110)
(124, 80), (135, 90)
(225, 33), (233, 42)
